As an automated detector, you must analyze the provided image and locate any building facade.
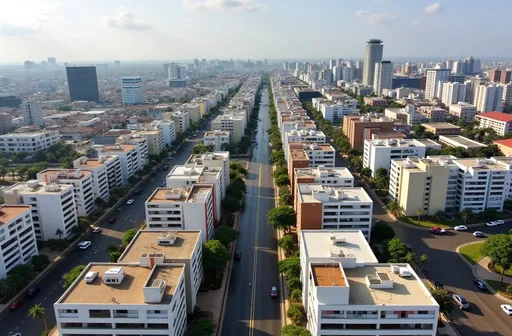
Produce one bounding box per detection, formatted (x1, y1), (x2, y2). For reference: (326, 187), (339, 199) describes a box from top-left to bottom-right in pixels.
(121, 76), (144, 105)
(21, 102), (45, 127)
(362, 39), (384, 86)
(0, 130), (60, 153)
(66, 66), (100, 102)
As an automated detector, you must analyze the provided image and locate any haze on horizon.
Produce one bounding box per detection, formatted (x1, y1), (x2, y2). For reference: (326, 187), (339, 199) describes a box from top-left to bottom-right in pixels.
(1, 0), (511, 63)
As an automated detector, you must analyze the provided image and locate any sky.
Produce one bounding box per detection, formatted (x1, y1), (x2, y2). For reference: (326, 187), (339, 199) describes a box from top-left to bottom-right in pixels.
(1, 0), (511, 63)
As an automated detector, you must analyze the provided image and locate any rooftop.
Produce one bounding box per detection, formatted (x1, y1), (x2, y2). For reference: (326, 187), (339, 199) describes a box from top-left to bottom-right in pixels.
(5, 181), (73, 195)
(188, 185), (212, 202)
(0, 205), (31, 226)
(101, 144), (136, 153)
(439, 135), (486, 149)
(205, 131), (230, 136)
(301, 230), (376, 262)
(298, 185), (371, 204)
(311, 264), (347, 287)
(38, 169), (91, 181)
(344, 264), (433, 305)
(478, 111), (512, 123)
(454, 158), (505, 170)
(422, 122), (461, 129)
(147, 188), (190, 203)
(495, 138), (512, 148)
(366, 138), (426, 148)
(58, 263), (184, 305)
(119, 230), (200, 262)
(295, 167), (353, 180)
(290, 149), (308, 161)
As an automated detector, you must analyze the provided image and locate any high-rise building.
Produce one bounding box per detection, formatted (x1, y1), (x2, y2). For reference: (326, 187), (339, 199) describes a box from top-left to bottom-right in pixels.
(0, 114), (13, 135)
(24, 61), (34, 71)
(452, 60), (463, 74)
(65, 66), (100, 102)
(193, 58), (200, 70)
(342, 66), (355, 82)
(168, 63), (181, 80)
(283, 61), (289, 70)
(329, 59), (337, 69)
(425, 68), (450, 99)
(21, 102), (45, 127)
(463, 57), (475, 75)
(121, 76), (144, 105)
(489, 69), (502, 83)
(502, 83), (512, 110)
(362, 39), (383, 86)
(440, 82), (467, 106)
(373, 61), (393, 95)
(332, 66), (342, 82)
(474, 83), (503, 112)
(499, 70), (512, 84)
(47, 57), (56, 68)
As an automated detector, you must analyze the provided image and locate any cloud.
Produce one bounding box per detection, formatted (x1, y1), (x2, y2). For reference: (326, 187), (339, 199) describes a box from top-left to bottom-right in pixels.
(183, 0), (265, 12)
(104, 8), (151, 30)
(0, 2), (62, 36)
(355, 10), (396, 25)
(424, 2), (442, 14)
(0, 22), (40, 36)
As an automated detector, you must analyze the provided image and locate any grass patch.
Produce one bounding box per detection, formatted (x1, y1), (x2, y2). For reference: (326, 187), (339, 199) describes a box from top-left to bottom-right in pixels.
(488, 262), (512, 277)
(484, 280), (512, 299)
(459, 242), (484, 265)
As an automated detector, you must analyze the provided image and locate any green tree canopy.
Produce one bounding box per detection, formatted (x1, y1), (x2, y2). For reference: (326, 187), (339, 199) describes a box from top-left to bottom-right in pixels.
(371, 222), (395, 244)
(278, 233), (297, 257)
(202, 240), (231, 272)
(281, 325), (312, 336)
(188, 318), (215, 336)
(482, 234), (512, 283)
(122, 229), (138, 247)
(277, 257), (300, 278)
(267, 206), (296, 232)
(62, 265), (86, 288)
(430, 287), (454, 314)
(287, 303), (306, 325)
(214, 226), (239, 246)
(229, 161), (248, 177)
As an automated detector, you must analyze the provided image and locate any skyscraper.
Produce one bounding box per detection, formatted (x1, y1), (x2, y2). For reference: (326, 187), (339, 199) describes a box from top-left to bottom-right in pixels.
(362, 39), (383, 86)
(440, 82), (467, 106)
(24, 61), (34, 71)
(373, 61), (393, 95)
(452, 60), (463, 74)
(425, 68), (450, 99)
(168, 63), (181, 79)
(121, 77), (144, 105)
(342, 67), (355, 82)
(65, 66), (100, 102)
(332, 66), (342, 82)
(21, 102), (44, 127)
(474, 83), (503, 112)
(489, 69), (502, 83)
(463, 57), (475, 75)
(329, 60), (337, 69)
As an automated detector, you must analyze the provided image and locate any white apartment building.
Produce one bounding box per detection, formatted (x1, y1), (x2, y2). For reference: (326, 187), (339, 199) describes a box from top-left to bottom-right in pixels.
(186, 152), (230, 198)
(4, 181), (78, 241)
(121, 76), (144, 105)
(135, 129), (165, 155)
(319, 100), (357, 123)
(151, 120), (177, 146)
(21, 102), (44, 127)
(289, 143), (336, 168)
(125, 136), (149, 170)
(0, 130), (60, 153)
(119, 230), (203, 314)
(168, 111), (190, 133)
(145, 186), (215, 243)
(0, 205), (38, 279)
(99, 144), (140, 183)
(211, 113), (246, 144)
(73, 155), (122, 198)
(296, 185), (373, 240)
(373, 61), (393, 95)
(183, 103), (201, 123)
(425, 68), (450, 99)
(203, 130), (230, 151)
(284, 129), (326, 160)
(441, 82), (466, 106)
(37, 169), (95, 217)
(475, 111), (512, 136)
(384, 106), (423, 126)
(294, 166), (354, 188)
(363, 139), (427, 177)
(299, 230), (439, 336)
(501, 83), (512, 108)
(474, 83), (503, 112)
(449, 102), (477, 123)
(54, 263), (187, 336)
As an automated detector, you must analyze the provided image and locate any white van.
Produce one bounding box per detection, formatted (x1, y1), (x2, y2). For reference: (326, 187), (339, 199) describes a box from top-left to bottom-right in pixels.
(85, 271), (98, 283)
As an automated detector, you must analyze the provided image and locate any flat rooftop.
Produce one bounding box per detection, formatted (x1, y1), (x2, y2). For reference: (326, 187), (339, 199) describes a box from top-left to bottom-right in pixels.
(101, 144), (135, 152)
(422, 122), (461, 129)
(312, 264), (347, 287)
(344, 265), (433, 305)
(5, 181), (73, 195)
(38, 169), (91, 180)
(298, 185), (372, 204)
(295, 167), (353, 180)
(59, 263), (184, 305)
(300, 230), (377, 262)
(454, 158), (505, 170)
(366, 139), (426, 148)
(119, 230), (200, 262)
(188, 185), (212, 202)
(169, 165), (204, 177)
(147, 187), (190, 203)
(439, 135), (486, 148)
(290, 149), (308, 160)
(205, 131), (230, 136)
(0, 205), (31, 225)
(187, 152), (229, 165)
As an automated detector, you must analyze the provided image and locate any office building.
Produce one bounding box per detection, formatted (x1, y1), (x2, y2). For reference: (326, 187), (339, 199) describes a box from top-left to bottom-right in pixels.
(168, 63), (182, 79)
(318, 100), (358, 123)
(474, 83), (503, 112)
(54, 262), (187, 336)
(448, 102), (477, 123)
(475, 112), (512, 136)
(99, 144), (140, 183)
(362, 39), (384, 86)
(121, 76), (144, 105)
(211, 113), (246, 144)
(502, 83), (512, 109)
(119, 230), (203, 314)
(21, 102), (44, 127)
(421, 122), (461, 135)
(145, 186), (215, 243)
(363, 139), (427, 177)
(489, 69), (502, 83)
(135, 130), (165, 155)
(299, 230), (439, 336)
(166, 111), (190, 134)
(65, 66), (100, 102)
(4, 180), (78, 241)
(0, 130), (60, 153)
(425, 69), (450, 99)
(292, 166), (353, 200)
(343, 115), (395, 151)
(332, 66), (342, 82)
(73, 155), (122, 200)
(295, 185), (373, 239)
(373, 61), (393, 95)
(0, 205), (38, 279)
(203, 131), (230, 151)
(440, 82), (466, 106)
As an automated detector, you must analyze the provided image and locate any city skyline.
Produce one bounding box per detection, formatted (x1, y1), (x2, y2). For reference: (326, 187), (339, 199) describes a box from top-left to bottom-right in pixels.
(2, 0), (512, 63)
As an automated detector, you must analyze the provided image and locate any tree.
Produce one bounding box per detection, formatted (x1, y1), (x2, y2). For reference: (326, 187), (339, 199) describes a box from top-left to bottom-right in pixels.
(29, 304), (48, 332)
(375, 167), (387, 179)
(267, 206), (296, 232)
(434, 210), (445, 222)
(95, 197), (105, 210)
(109, 251), (121, 262)
(202, 240), (231, 272)
(31, 255), (50, 272)
(272, 166), (288, 179)
(385, 238), (409, 263)
(371, 222), (395, 244)
(416, 208), (423, 221)
(430, 287), (454, 314)
(55, 228), (63, 240)
(461, 208), (473, 224)
(71, 224), (86, 237)
(289, 288), (302, 302)
(8, 167), (17, 180)
(279, 186), (293, 206)
(214, 226), (239, 246)
(286, 276), (302, 292)
(0, 166), (7, 180)
(287, 303), (306, 325)
(277, 257), (301, 278)
(278, 234), (297, 257)
(122, 229), (138, 246)
(482, 234), (512, 283)
(62, 265), (86, 288)
(106, 244), (120, 253)
(414, 124), (426, 138)
(188, 318), (215, 336)
(419, 254), (429, 267)
(281, 325), (311, 336)
(386, 200), (403, 217)
(274, 173), (290, 187)
(229, 161), (248, 177)
(222, 196), (242, 214)
(359, 167), (372, 179)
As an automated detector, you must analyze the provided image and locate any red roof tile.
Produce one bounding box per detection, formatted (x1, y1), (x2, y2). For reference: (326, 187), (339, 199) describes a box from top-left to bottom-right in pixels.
(494, 138), (512, 148)
(478, 112), (512, 123)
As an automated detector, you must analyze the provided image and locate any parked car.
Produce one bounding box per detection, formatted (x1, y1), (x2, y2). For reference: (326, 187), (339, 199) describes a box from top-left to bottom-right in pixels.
(270, 286), (279, 298)
(108, 217), (116, 224)
(486, 221), (497, 227)
(453, 294), (470, 310)
(126, 199), (135, 205)
(495, 220), (505, 225)
(9, 299), (23, 311)
(430, 227), (446, 234)
(26, 286), (40, 298)
(454, 225), (467, 231)
(78, 241), (91, 250)
(92, 227), (103, 233)
(133, 188), (142, 195)
(473, 231), (484, 237)
(501, 304), (512, 315)
(473, 279), (488, 291)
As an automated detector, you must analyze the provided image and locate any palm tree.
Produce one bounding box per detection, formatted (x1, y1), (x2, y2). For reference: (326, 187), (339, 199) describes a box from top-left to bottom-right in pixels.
(419, 254), (429, 267)
(416, 208), (423, 222)
(461, 208), (473, 224)
(55, 229), (63, 239)
(29, 304), (48, 332)
(0, 166), (7, 181)
(386, 200), (403, 217)
(8, 168), (17, 180)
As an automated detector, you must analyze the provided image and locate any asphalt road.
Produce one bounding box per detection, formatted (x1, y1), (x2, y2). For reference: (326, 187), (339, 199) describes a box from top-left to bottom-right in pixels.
(222, 87), (281, 336)
(2, 130), (206, 336)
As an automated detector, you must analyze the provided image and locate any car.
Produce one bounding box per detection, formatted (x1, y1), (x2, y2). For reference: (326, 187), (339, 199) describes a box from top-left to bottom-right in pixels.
(270, 286), (279, 298)
(78, 241), (91, 250)
(108, 217), (116, 224)
(405, 244), (413, 251)
(9, 299), (23, 311)
(453, 294), (470, 310)
(434, 281), (444, 289)
(161, 182), (166, 187)
(133, 188), (142, 195)
(163, 165), (169, 171)
(501, 304), (512, 315)
(495, 220), (505, 225)
(13, 333), (22, 336)
(126, 199), (135, 205)
(430, 227), (446, 234)
(234, 251), (241, 261)
(92, 227), (103, 233)
(473, 279), (488, 290)
(26, 286), (40, 297)
(473, 231), (484, 237)
(486, 221), (497, 227)
(454, 225), (467, 231)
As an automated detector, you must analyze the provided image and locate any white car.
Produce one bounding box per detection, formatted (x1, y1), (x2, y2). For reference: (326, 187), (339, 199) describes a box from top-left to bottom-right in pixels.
(126, 199), (135, 205)
(454, 225), (468, 231)
(501, 304), (512, 315)
(78, 241), (91, 250)
(473, 231), (484, 237)
(486, 221), (497, 227)
(495, 220), (505, 225)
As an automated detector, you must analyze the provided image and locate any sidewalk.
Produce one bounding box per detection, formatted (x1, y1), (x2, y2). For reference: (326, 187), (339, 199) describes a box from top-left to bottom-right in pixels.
(474, 256), (512, 285)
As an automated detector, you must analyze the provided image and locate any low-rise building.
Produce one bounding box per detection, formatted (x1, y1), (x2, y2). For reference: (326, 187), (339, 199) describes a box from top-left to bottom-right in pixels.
(363, 97), (387, 106)
(288, 143), (336, 168)
(418, 106), (446, 122)
(343, 114), (395, 151)
(438, 135), (487, 149)
(421, 122), (461, 135)
(203, 131), (230, 151)
(0, 205), (38, 279)
(183, 103), (201, 123)
(150, 120), (176, 146)
(475, 111), (512, 136)
(0, 130), (60, 153)
(283, 129), (326, 159)
(186, 152), (230, 198)
(318, 100), (358, 123)
(448, 102), (477, 123)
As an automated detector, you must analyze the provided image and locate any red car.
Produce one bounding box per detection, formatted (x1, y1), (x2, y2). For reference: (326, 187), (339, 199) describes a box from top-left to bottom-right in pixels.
(10, 299), (23, 311)
(430, 227), (446, 235)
